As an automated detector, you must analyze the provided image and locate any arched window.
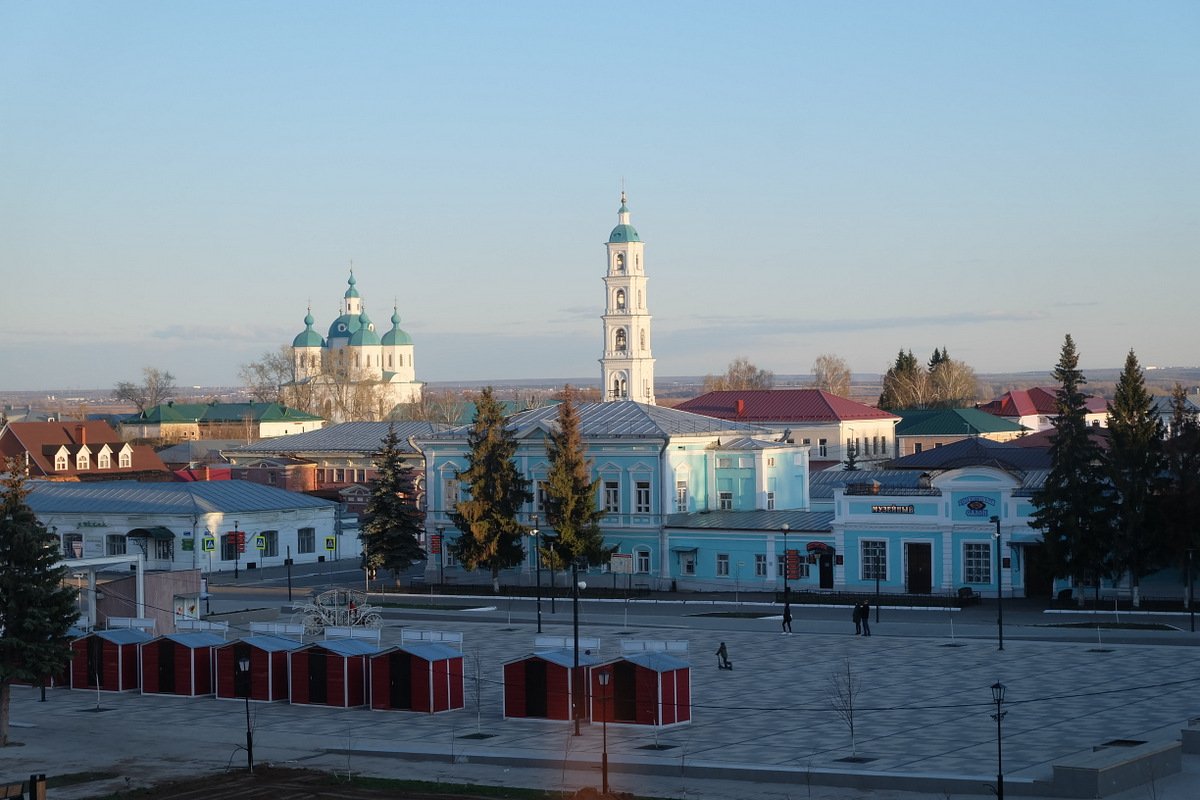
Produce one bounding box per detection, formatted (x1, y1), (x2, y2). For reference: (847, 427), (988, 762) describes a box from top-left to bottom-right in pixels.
(76, 451), (89, 470)
(613, 377), (621, 398)
(616, 289), (626, 310)
(615, 329), (627, 351)
(640, 330), (646, 349)
(54, 452), (68, 471)
(638, 290), (643, 308)
(615, 253), (625, 273)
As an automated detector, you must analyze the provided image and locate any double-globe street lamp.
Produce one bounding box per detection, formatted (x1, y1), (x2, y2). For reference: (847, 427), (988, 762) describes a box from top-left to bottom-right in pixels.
(598, 667), (612, 795)
(236, 654), (254, 773)
(991, 681), (1007, 800)
(528, 515), (542, 633)
(571, 555), (588, 736)
(990, 515), (1004, 651)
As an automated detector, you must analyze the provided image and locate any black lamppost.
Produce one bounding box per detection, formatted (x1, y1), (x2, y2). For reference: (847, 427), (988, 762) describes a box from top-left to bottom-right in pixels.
(1188, 548), (1195, 633)
(572, 556), (587, 736)
(991, 515), (1004, 651)
(529, 515), (542, 633)
(598, 668), (611, 795)
(435, 524), (445, 586)
(236, 655), (254, 773)
(781, 523), (790, 602)
(991, 681), (1007, 800)
(233, 519), (241, 580)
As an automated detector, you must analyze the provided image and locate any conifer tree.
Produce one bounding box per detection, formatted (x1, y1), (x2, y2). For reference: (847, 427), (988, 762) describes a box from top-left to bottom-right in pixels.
(1031, 335), (1115, 603)
(450, 387), (532, 592)
(544, 388), (610, 568)
(0, 461), (78, 745)
(1106, 350), (1165, 606)
(361, 424), (425, 586)
(1163, 384), (1200, 585)
(878, 350), (921, 410)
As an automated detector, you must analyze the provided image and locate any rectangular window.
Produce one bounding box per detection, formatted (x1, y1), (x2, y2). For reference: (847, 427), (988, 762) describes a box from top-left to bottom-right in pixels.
(604, 481), (620, 513)
(297, 527), (315, 554)
(755, 553), (767, 577)
(719, 491), (733, 510)
(872, 435), (879, 455)
(739, 457), (752, 468)
(964, 542), (992, 584)
(818, 438), (828, 457)
(106, 534), (126, 556)
(635, 481), (651, 514)
(261, 530), (279, 558)
(55, 453), (68, 471)
(444, 478), (460, 511)
(717, 457), (732, 468)
(98, 452), (111, 469)
(636, 550), (650, 574)
(675, 481), (688, 513)
(802, 438), (811, 446)
(766, 491), (775, 510)
(716, 554), (730, 576)
(63, 533), (83, 559)
(536, 480), (549, 514)
(682, 554), (696, 575)
(914, 442), (923, 454)
(861, 540), (887, 581)
(766, 457), (775, 467)
(881, 435), (888, 455)
(154, 539), (172, 560)
(119, 450), (132, 468)
(76, 451), (90, 470)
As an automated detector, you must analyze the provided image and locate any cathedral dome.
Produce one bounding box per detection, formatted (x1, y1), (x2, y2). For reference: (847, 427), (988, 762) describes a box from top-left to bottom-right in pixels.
(344, 272), (360, 299)
(327, 313), (359, 341)
(608, 223), (640, 243)
(381, 308), (413, 346)
(292, 311), (325, 348)
(348, 311), (381, 346)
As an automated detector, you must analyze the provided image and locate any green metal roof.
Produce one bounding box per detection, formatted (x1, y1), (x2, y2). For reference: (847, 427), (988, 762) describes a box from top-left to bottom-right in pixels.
(608, 223), (640, 243)
(131, 402), (323, 425)
(292, 312), (325, 347)
(347, 312), (381, 346)
(894, 408), (1027, 436)
(381, 309), (412, 345)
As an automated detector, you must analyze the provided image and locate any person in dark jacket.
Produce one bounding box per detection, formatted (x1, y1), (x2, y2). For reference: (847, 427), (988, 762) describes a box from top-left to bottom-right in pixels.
(715, 641), (732, 670)
(859, 600), (871, 636)
(852, 602), (862, 634)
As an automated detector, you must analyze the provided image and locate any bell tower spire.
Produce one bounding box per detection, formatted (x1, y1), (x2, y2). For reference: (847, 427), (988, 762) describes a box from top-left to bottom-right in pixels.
(600, 192), (655, 404)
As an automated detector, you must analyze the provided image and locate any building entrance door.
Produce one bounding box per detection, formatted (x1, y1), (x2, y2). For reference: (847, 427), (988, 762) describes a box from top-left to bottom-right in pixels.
(819, 554), (834, 589)
(905, 542), (932, 594)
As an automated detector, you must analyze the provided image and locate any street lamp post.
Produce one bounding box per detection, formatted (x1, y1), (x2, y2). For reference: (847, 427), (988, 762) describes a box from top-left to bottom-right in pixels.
(233, 520), (240, 580)
(572, 557), (587, 736)
(991, 515), (1004, 651)
(237, 655), (254, 773)
(598, 668), (611, 795)
(1188, 548), (1195, 633)
(991, 681), (1007, 800)
(529, 515), (542, 633)
(435, 525), (445, 587)
(781, 523), (790, 604)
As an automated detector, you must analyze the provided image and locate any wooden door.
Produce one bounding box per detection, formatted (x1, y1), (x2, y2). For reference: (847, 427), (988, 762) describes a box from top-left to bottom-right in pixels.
(308, 651), (328, 704)
(906, 542), (932, 594)
(524, 660), (547, 718)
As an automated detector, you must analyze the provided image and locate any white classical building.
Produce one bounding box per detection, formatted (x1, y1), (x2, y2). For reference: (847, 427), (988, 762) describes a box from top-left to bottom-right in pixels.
(288, 272), (422, 419)
(601, 193), (655, 404)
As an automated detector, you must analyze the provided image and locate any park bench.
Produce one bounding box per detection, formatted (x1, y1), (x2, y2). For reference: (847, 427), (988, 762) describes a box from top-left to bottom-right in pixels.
(1, 774), (46, 799)
(956, 586), (981, 606)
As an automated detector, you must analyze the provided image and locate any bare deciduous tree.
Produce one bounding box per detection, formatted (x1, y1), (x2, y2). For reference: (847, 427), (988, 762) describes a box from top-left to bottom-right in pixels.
(829, 658), (861, 755)
(703, 357), (774, 392)
(113, 367), (176, 413)
(239, 346), (296, 403)
(812, 354), (852, 397)
(392, 388), (467, 425)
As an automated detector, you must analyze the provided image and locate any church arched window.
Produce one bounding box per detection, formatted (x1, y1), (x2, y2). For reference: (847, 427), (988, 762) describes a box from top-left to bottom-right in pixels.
(616, 289), (626, 310)
(638, 290), (643, 309)
(615, 253), (625, 273)
(640, 330), (646, 350)
(615, 329), (627, 351)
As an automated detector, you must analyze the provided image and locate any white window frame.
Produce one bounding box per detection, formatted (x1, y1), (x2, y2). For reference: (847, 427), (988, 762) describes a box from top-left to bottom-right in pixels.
(106, 534), (127, 556)
(716, 554), (730, 577)
(119, 448), (132, 468)
(964, 542), (992, 584)
(755, 553), (767, 577)
(76, 451), (90, 470)
(635, 481), (651, 514)
(718, 491), (733, 511)
(603, 480), (620, 513)
(298, 527), (315, 554)
(766, 491), (775, 511)
(861, 540), (887, 582)
(675, 480), (688, 513)
(636, 548), (651, 574)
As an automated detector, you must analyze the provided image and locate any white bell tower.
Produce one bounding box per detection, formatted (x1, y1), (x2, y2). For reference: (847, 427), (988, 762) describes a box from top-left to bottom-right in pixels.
(600, 192), (655, 404)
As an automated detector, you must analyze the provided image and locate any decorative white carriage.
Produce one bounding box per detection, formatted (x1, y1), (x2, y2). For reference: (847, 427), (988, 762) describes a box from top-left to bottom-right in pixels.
(290, 588), (383, 636)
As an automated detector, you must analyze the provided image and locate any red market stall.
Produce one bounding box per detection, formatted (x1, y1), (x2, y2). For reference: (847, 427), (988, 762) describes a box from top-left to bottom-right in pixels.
(593, 651), (691, 727)
(369, 642), (464, 713)
(503, 648), (604, 721)
(288, 638), (378, 708)
(215, 635), (302, 702)
(70, 629), (152, 692)
(140, 632), (225, 697)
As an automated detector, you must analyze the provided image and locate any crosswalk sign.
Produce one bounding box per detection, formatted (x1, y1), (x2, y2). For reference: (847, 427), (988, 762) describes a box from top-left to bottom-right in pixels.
(255, 535), (267, 551)
(324, 536), (337, 551)
(202, 537), (216, 552)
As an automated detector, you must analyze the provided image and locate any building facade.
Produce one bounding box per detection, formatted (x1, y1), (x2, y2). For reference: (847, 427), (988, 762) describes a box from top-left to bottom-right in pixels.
(600, 193), (655, 404)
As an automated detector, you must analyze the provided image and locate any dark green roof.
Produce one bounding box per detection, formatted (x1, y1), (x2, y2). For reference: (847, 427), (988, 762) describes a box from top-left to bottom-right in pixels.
(894, 408), (1026, 436)
(132, 402), (323, 425)
(608, 223), (640, 243)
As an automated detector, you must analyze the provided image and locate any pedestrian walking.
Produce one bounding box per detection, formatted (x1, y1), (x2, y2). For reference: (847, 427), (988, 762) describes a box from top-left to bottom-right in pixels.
(852, 601), (862, 634)
(715, 641), (733, 670)
(781, 603), (793, 634)
(860, 600), (871, 636)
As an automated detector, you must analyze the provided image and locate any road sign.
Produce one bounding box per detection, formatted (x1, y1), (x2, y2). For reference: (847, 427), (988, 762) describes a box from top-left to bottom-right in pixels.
(609, 553), (634, 574)
(202, 537), (216, 552)
(254, 535), (267, 551)
(429, 533), (442, 555)
(785, 549), (802, 580)
(181, 538), (194, 552)
(324, 536), (337, 551)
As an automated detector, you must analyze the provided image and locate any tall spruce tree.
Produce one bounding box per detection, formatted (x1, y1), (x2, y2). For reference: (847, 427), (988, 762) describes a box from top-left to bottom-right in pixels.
(1031, 335), (1115, 603)
(450, 387), (532, 592)
(544, 388), (610, 568)
(0, 462), (78, 745)
(1163, 384), (1200, 592)
(1106, 350), (1165, 606)
(878, 350), (921, 410)
(361, 424), (426, 586)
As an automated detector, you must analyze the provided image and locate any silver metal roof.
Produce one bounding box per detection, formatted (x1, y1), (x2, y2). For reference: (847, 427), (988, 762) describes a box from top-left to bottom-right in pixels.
(664, 510), (834, 532)
(26, 480), (337, 515)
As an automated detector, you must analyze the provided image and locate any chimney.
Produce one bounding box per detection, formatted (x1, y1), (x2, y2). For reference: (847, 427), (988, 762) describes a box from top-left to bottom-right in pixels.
(76, 424), (86, 446)
(735, 399), (745, 417)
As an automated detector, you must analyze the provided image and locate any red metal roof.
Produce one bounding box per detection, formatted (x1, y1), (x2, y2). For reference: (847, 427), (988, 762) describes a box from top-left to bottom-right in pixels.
(675, 390), (899, 423)
(0, 420), (168, 478)
(979, 387), (1107, 418)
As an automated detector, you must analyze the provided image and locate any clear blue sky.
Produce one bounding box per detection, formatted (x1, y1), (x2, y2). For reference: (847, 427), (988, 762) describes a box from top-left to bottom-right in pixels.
(2, 2), (1197, 391)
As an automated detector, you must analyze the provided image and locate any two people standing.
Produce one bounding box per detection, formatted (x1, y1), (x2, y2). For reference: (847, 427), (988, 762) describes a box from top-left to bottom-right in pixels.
(853, 600), (871, 635)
